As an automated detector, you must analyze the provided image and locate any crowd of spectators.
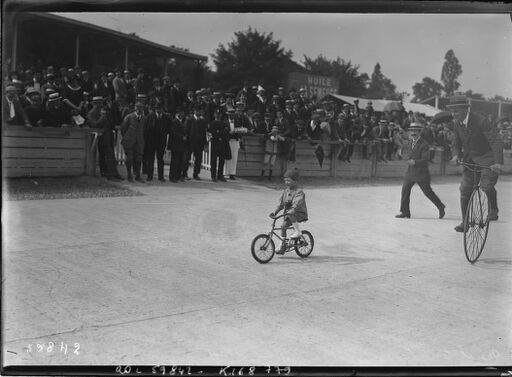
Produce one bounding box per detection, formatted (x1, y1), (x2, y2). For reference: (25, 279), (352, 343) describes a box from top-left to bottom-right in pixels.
(3, 64), (511, 181)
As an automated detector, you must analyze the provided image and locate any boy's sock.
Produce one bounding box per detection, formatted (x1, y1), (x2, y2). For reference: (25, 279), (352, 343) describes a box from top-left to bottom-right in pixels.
(290, 223), (301, 238)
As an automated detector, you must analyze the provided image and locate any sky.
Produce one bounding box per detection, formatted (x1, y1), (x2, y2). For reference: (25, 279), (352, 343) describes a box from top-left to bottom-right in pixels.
(57, 12), (512, 99)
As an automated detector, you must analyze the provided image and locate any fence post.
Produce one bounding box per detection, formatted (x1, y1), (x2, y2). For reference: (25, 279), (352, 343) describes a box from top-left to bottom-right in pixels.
(85, 131), (99, 176)
(370, 143), (378, 178)
(330, 144), (338, 178)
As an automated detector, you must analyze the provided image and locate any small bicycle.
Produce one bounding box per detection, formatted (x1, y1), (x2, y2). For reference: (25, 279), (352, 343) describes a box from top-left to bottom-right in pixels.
(460, 161), (492, 264)
(251, 213), (314, 264)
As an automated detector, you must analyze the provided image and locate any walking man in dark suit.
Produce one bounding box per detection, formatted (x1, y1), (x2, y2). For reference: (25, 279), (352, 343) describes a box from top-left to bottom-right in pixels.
(448, 96), (503, 232)
(396, 123), (446, 219)
(143, 101), (170, 181)
(184, 105), (208, 180)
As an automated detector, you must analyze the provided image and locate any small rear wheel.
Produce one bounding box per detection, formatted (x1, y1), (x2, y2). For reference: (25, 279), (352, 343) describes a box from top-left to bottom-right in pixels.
(294, 230), (314, 258)
(251, 234), (275, 263)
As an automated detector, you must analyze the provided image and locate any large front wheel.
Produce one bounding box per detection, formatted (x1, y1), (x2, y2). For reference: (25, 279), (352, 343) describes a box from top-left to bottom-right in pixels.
(251, 234), (275, 264)
(294, 230), (314, 258)
(464, 188), (490, 263)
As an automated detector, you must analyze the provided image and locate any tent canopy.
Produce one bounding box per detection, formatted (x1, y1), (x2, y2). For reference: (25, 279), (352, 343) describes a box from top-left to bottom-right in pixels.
(327, 94), (441, 118)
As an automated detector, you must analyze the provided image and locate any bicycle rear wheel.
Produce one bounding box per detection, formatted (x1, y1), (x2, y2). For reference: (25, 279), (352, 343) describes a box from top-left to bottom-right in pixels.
(463, 188), (490, 263)
(294, 231), (314, 258)
(251, 234), (275, 264)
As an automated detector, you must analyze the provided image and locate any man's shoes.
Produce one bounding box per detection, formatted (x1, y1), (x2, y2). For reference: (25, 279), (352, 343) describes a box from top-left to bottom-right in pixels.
(211, 177), (217, 182)
(454, 223), (468, 233)
(127, 177), (134, 183)
(183, 176), (191, 181)
(229, 175), (236, 180)
(158, 177), (166, 182)
(193, 175), (201, 180)
(346, 158), (351, 163)
(218, 177), (227, 182)
(169, 179), (178, 183)
(180, 177), (185, 182)
(147, 176), (153, 182)
(395, 213), (410, 219)
(488, 211), (499, 221)
(114, 175), (124, 181)
(439, 205), (446, 219)
(135, 176), (145, 183)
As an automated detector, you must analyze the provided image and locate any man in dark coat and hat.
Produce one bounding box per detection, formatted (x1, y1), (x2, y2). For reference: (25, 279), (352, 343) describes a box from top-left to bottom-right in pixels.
(143, 101), (171, 181)
(208, 109), (230, 182)
(395, 123), (446, 219)
(448, 95), (503, 231)
(183, 105), (208, 180)
(167, 107), (188, 182)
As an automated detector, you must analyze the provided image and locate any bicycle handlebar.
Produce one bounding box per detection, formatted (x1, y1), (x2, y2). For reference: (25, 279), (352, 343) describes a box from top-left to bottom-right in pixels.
(270, 213), (287, 220)
(459, 161), (492, 171)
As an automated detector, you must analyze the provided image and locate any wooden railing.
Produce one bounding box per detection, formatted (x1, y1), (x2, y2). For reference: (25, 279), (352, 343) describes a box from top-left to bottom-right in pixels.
(4, 125), (511, 179)
(2, 125), (98, 178)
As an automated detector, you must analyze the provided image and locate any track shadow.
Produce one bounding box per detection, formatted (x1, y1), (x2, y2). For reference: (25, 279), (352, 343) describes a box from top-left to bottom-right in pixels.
(275, 254), (384, 265)
(474, 258), (512, 270)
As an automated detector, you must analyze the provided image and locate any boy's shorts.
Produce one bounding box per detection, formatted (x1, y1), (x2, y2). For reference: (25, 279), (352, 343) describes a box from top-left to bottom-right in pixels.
(283, 214), (307, 225)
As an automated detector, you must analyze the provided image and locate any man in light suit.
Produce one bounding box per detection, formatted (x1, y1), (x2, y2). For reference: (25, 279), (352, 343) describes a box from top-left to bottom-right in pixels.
(121, 101), (146, 182)
(448, 96), (503, 232)
(395, 123), (446, 219)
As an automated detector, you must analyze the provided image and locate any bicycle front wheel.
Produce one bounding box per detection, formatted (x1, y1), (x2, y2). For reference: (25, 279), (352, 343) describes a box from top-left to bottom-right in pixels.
(294, 231), (314, 258)
(251, 234), (275, 264)
(464, 188), (490, 263)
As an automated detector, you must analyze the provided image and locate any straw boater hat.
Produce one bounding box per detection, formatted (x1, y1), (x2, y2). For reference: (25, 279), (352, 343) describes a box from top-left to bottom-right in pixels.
(25, 87), (40, 97)
(48, 92), (62, 102)
(446, 95), (470, 109)
(409, 122), (422, 132)
(92, 96), (104, 103)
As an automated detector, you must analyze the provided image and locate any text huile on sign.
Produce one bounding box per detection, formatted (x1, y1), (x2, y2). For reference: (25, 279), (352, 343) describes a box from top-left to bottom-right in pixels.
(287, 72), (339, 98)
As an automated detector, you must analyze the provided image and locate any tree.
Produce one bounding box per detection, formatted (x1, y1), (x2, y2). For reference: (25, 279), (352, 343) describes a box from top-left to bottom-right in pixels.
(411, 77), (444, 102)
(211, 27), (294, 91)
(366, 63), (398, 99)
(302, 54), (369, 97)
(441, 49), (462, 96)
(489, 95), (512, 102)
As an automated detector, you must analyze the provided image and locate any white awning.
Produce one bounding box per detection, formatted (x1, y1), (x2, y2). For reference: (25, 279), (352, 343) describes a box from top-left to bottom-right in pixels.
(328, 94), (442, 117)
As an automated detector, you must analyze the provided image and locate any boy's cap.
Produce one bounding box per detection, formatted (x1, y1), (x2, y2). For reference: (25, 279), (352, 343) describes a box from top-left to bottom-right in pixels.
(284, 167), (300, 181)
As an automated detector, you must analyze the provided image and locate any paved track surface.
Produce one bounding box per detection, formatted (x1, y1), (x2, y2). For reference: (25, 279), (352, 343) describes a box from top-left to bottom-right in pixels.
(3, 174), (511, 366)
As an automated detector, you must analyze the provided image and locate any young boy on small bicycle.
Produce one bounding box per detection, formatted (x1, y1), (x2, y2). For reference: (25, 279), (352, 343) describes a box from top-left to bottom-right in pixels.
(269, 168), (308, 253)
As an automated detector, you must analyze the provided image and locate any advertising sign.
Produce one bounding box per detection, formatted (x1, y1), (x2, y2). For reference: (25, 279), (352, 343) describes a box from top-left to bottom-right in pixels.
(287, 72), (339, 99)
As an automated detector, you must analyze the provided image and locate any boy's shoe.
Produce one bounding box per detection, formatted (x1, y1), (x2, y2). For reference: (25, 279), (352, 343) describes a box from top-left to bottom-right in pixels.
(275, 243), (286, 255)
(289, 230), (302, 239)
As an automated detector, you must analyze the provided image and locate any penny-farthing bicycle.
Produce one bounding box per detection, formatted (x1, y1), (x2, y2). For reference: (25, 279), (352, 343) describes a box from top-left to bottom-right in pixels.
(461, 162), (492, 264)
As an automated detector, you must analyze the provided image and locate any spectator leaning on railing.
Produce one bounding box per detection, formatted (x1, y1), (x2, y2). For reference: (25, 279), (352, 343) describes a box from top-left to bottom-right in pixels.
(3, 85), (31, 129)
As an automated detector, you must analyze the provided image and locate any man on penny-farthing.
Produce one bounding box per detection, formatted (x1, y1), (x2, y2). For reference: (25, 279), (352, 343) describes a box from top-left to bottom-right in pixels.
(448, 95), (504, 232)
